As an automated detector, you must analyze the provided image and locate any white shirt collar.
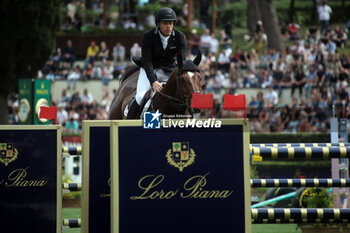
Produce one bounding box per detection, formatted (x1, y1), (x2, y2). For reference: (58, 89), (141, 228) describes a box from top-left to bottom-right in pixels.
(159, 32), (170, 50)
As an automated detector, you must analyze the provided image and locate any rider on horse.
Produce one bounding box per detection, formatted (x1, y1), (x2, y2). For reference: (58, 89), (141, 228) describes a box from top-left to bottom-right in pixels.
(127, 7), (187, 119)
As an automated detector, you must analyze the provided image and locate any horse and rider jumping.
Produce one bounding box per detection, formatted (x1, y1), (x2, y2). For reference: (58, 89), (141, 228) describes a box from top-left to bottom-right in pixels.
(109, 7), (202, 120)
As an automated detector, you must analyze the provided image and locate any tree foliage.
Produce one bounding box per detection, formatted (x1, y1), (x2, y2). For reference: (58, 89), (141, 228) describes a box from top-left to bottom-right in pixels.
(0, 0), (61, 123)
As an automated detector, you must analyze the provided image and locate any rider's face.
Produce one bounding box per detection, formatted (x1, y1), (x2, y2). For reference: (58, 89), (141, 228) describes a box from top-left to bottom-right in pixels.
(158, 21), (174, 36)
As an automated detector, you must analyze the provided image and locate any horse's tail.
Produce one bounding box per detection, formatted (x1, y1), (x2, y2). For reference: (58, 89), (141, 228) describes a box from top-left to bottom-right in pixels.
(120, 64), (140, 83)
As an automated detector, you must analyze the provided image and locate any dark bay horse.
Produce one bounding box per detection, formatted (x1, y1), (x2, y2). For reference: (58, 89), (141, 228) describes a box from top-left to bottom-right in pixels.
(109, 52), (202, 119)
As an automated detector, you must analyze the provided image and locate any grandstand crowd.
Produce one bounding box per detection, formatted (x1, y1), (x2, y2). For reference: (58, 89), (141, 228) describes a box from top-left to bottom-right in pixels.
(7, 2), (350, 133)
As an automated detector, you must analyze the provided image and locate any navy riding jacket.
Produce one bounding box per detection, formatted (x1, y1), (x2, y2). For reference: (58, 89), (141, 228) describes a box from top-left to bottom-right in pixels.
(141, 28), (187, 84)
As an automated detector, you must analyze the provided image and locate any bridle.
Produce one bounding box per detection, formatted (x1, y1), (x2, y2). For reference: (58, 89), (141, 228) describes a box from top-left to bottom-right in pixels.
(154, 71), (199, 115)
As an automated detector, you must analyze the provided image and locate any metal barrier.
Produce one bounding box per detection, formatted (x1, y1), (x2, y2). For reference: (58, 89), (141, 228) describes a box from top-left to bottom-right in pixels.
(62, 146), (82, 156)
(62, 178), (350, 191)
(63, 142), (350, 228)
(63, 218), (81, 228)
(251, 208), (350, 220)
(251, 146), (350, 159)
(251, 178), (350, 187)
(251, 143), (350, 148)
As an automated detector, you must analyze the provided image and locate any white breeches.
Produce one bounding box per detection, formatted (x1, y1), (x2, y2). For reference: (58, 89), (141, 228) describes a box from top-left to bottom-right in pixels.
(135, 68), (152, 104)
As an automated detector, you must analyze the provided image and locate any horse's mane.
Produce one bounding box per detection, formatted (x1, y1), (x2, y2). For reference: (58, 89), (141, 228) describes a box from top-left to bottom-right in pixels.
(162, 69), (179, 95)
(120, 64), (139, 83)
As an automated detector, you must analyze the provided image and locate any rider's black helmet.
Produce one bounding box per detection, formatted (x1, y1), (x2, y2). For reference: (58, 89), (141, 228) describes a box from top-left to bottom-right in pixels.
(155, 7), (176, 25)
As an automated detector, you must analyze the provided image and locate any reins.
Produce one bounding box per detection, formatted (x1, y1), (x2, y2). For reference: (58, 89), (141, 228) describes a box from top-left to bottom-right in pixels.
(153, 72), (194, 115)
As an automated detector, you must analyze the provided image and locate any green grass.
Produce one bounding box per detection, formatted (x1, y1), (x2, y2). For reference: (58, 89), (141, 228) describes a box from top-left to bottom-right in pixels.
(62, 208), (304, 232)
(63, 208), (81, 233)
(253, 224), (302, 233)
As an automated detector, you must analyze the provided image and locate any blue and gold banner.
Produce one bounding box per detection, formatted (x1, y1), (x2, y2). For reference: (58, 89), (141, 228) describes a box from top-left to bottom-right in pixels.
(111, 119), (251, 233)
(0, 126), (61, 233)
(82, 121), (111, 233)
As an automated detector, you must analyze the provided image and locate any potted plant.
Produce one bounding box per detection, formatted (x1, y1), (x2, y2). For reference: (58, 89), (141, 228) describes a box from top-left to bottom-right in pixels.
(296, 188), (349, 233)
(62, 176), (81, 208)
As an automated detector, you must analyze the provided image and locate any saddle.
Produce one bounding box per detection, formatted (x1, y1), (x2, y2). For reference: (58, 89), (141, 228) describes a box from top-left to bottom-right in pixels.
(124, 60), (175, 118)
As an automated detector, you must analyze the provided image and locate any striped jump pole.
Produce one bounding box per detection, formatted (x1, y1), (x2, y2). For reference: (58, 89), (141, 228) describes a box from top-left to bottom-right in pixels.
(251, 178), (350, 188)
(63, 219), (81, 228)
(251, 146), (350, 159)
(252, 219), (350, 224)
(251, 208), (350, 220)
(250, 143), (350, 148)
(63, 182), (82, 192)
(62, 146), (82, 156)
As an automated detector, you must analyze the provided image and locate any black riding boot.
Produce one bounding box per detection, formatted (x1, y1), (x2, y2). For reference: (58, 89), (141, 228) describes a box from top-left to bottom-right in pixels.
(127, 100), (140, 119)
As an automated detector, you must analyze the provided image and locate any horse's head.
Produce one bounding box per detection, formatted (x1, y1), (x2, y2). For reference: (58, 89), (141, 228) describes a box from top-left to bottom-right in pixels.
(176, 51), (202, 113)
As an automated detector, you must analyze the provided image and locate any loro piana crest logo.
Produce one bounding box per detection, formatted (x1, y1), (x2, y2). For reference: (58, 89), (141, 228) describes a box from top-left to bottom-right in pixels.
(0, 143), (19, 166)
(166, 142), (196, 172)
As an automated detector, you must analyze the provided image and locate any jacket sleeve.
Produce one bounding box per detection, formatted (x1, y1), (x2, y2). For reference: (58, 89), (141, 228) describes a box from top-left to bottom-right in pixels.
(141, 33), (157, 84)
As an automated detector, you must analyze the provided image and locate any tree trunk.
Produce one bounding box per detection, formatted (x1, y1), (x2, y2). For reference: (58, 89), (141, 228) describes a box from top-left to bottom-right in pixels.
(85, 0), (92, 9)
(0, 93), (8, 124)
(247, 0), (261, 35)
(259, 0), (284, 53)
(311, 0), (317, 24)
(289, 0), (295, 22)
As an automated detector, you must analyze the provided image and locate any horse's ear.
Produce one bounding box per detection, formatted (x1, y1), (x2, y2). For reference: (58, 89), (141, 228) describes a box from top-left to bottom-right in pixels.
(193, 50), (202, 66)
(177, 53), (183, 69)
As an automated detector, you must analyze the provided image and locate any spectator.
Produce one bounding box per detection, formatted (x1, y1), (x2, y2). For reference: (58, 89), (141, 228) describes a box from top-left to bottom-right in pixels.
(279, 70), (293, 97)
(99, 41), (109, 63)
(130, 43), (141, 58)
(67, 0), (77, 23)
(188, 29), (201, 56)
(61, 40), (76, 68)
(91, 65), (102, 79)
(59, 89), (71, 104)
(250, 49), (259, 72)
(123, 18), (136, 29)
(306, 25), (319, 44)
(102, 61), (114, 86)
(85, 41), (99, 67)
(217, 50), (230, 73)
(243, 69), (258, 88)
(112, 42), (125, 64)
(333, 27), (347, 48)
(288, 19), (300, 40)
(200, 28), (212, 57)
(83, 63), (93, 80)
(209, 33), (219, 56)
(291, 68), (306, 98)
(280, 21), (290, 40)
(339, 67), (349, 87)
(81, 88), (94, 105)
(67, 65), (81, 90)
(144, 10), (156, 27)
(219, 29), (232, 57)
(46, 70), (56, 81)
(259, 70), (273, 89)
(325, 37), (336, 56)
(266, 86), (278, 107)
(57, 103), (68, 125)
(65, 113), (80, 133)
(317, 0), (332, 34)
